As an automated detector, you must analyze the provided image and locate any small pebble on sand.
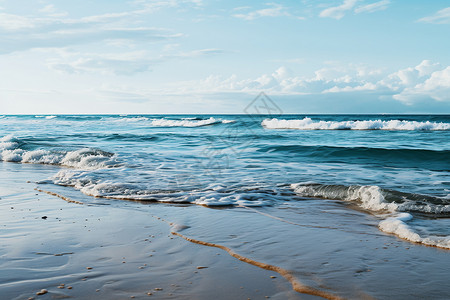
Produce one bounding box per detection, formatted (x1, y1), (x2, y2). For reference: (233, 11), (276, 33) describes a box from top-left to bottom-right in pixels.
(147, 292), (153, 296)
(86, 267), (92, 270)
(67, 286), (73, 289)
(154, 288), (163, 291)
(270, 276), (277, 279)
(196, 266), (208, 269)
(36, 289), (48, 295)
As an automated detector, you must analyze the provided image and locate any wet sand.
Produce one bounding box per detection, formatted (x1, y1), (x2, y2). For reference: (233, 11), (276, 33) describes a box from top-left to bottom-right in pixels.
(1, 162), (449, 299)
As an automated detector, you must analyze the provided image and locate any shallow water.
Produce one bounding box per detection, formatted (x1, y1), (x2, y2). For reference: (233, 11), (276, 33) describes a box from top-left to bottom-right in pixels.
(1, 114), (450, 299)
(0, 115), (449, 249)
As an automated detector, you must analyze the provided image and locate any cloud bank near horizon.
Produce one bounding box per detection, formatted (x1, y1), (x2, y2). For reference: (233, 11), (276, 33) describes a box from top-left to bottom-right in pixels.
(0, 1), (449, 114)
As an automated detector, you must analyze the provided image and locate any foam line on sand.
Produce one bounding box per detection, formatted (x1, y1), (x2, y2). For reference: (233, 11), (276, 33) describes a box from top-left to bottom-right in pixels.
(35, 188), (84, 205)
(171, 231), (343, 300)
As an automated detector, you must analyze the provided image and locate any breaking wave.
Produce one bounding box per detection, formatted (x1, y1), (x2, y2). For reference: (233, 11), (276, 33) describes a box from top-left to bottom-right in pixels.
(292, 182), (450, 249)
(262, 118), (450, 130)
(35, 115), (57, 119)
(51, 170), (282, 207)
(291, 183), (450, 214)
(150, 117), (233, 127)
(379, 213), (450, 249)
(0, 135), (119, 169)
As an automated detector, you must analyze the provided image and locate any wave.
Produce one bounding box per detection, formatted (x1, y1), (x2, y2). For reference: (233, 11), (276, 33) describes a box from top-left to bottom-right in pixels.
(262, 118), (450, 130)
(109, 116), (235, 127)
(114, 117), (149, 122)
(379, 213), (450, 249)
(35, 115), (57, 119)
(292, 182), (450, 249)
(150, 117), (234, 127)
(51, 170), (282, 206)
(0, 135), (119, 169)
(291, 183), (450, 214)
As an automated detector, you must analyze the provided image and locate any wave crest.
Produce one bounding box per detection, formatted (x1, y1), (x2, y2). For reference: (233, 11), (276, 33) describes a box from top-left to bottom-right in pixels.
(262, 118), (450, 130)
(292, 182), (450, 249)
(0, 135), (119, 169)
(291, 183), (450, 214)
(379, 213), (450, 249)
(150, 117), (233, 127)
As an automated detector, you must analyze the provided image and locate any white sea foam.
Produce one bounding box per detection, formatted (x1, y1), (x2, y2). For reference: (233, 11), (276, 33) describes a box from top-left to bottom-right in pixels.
(0, 134), (19, 151)
(34, 115), (57, 119)
(0, 135), (119, 169)
(291, 183), (450, 214)
(110, 117), (234, 126)
(150, 117), (233, 127)
(150, 117), (219, 127)
(52, 169), (272, 207)
(221, 120), (236, 124)
(379, 213), (450, 249)
(292, 182), (450, 248)
(262, 118), (450, 130)
(291, 183), (398, 212)
(116, 117), (149, 122)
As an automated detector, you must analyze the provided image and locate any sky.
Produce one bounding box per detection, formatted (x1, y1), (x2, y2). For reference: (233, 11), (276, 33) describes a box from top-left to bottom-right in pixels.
(0, 0), (450, 114)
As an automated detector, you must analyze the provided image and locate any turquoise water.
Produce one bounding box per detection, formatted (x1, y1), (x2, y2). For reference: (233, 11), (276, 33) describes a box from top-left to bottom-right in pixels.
(1, 114), (449, 248)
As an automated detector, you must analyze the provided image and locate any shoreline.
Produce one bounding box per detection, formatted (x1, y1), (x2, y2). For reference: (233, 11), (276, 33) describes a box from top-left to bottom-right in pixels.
(1, 161), (450, 299)
(0, 162), (305, 300)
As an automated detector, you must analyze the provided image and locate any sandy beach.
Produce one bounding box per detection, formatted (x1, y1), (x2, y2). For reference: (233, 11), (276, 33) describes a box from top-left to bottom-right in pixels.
(1, 161), (449, 300)
(1, 162), (301, 300)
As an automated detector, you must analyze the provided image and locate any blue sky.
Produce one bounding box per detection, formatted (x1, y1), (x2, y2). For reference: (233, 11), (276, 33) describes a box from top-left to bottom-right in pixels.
(1, 0), (449, 114)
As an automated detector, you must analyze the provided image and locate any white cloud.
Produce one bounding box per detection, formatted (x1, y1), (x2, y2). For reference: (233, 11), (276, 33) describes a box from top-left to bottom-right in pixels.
(418, 7), (450, 24)
(234, 3), (295, 21)
(320, 0), (391, 20)
(0, 12), (35, 30)
(414, 60), (442, 77)
(142, 60), (450, 105)
(39, 4), (68, 17)
(379, 60), (443, 91)
(354, 0), (390, 14)
(393, 67), (450, 103)
(323, 82), (377, 93)
(0, 8), (183, 54)
(319, 0), (358, 20)
(47, 48), (224, 75)
(0, 0), (207, 54)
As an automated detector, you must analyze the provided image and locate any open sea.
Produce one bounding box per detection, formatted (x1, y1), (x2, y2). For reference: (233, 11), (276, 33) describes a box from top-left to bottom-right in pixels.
(1, 114), (449, 250)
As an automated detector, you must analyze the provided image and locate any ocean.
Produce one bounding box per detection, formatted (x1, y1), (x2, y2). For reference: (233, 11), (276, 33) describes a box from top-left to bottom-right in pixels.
(1, 114), (449, 249)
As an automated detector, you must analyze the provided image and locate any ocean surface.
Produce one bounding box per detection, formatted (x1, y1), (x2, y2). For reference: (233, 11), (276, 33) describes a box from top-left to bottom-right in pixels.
(1, 114), (450, 249)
